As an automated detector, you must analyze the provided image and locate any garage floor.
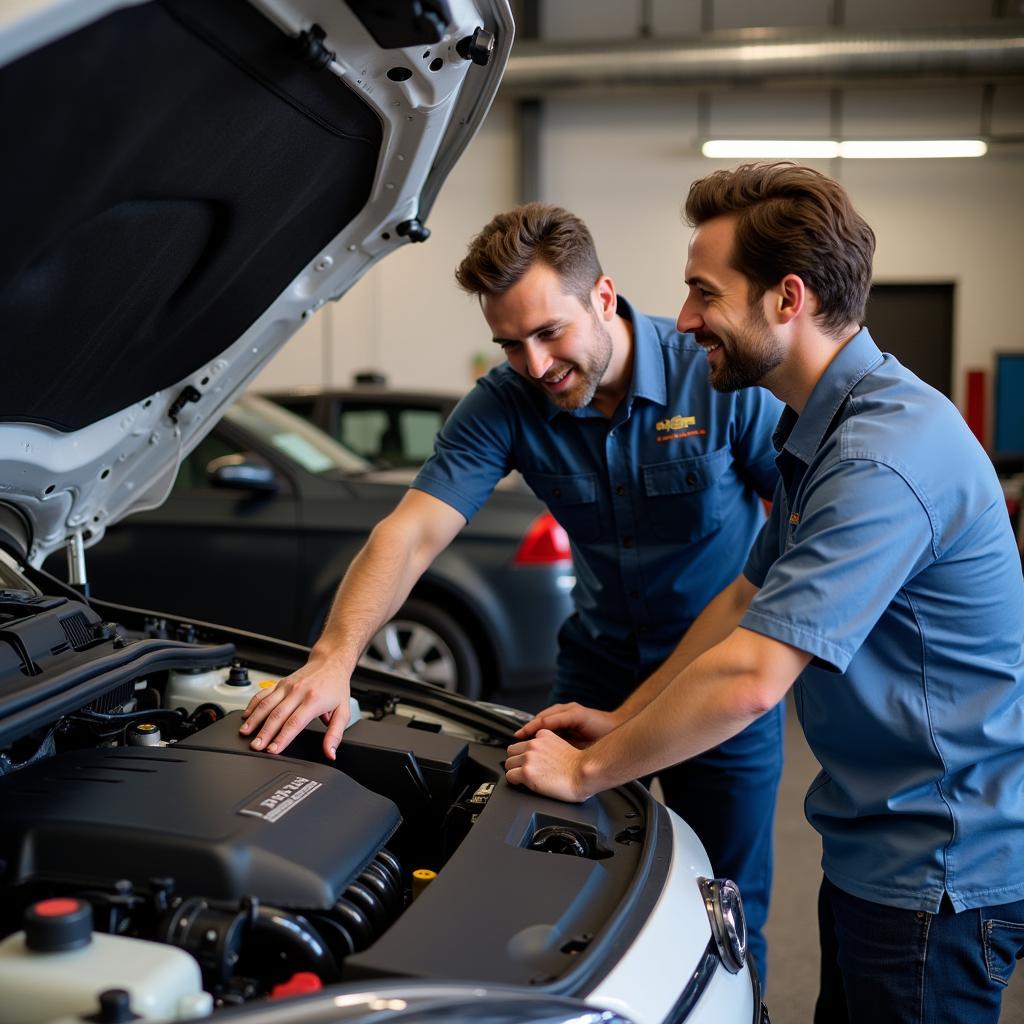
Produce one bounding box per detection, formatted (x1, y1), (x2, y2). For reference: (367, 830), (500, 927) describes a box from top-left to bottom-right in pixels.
(497, 685), (1024, 1022)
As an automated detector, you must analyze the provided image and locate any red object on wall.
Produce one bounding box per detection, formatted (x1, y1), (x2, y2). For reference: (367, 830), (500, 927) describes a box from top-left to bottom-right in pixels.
(965, 369), (986, 447)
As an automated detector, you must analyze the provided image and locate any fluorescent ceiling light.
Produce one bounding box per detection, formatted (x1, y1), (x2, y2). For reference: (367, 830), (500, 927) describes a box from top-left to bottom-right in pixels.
(701, 139), (988, 160)
(838, 139), (988, 159)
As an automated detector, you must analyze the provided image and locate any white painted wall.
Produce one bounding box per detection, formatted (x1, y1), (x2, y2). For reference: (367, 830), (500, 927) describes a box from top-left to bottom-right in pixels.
(253, 0), (1024, 438)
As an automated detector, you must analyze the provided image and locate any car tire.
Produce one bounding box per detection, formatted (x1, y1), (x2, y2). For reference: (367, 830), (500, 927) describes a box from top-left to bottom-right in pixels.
(360, 598), (483, 699)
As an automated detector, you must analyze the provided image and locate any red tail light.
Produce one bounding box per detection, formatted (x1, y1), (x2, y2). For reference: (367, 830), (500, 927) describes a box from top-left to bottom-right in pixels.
(514, 512), (572, 564)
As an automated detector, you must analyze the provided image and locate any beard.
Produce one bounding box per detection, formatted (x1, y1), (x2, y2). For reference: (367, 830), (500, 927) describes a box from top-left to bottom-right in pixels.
(533, 313), (614, 410)
(698, 302), (785, 393)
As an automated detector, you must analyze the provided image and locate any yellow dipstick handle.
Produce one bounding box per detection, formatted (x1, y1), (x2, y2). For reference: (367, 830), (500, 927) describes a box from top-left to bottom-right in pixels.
(411, 868), (437, 900)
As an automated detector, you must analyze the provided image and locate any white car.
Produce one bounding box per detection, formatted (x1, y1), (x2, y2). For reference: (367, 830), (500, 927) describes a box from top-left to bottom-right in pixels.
(0, 2), (767, 1023)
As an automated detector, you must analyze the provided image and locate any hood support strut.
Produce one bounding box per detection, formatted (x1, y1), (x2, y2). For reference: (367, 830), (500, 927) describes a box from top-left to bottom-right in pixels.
(66, 532), (89, 597)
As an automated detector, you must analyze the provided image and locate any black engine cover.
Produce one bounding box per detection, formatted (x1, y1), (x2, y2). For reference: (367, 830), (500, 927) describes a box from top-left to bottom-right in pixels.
(0, 745), (400, 909)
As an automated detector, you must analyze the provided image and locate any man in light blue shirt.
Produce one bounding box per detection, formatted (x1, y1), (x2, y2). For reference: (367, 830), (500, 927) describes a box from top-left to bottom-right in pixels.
(508, 163), (1024, 1023)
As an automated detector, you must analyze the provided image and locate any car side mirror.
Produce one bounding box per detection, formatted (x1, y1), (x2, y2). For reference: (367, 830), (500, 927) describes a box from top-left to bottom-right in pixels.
(207, 454), (278, 493)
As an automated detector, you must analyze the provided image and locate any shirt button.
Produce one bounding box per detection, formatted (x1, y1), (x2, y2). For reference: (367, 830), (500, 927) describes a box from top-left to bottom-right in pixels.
(552, 487), (561, 498)
(686, 472), (698, 486)
(616, 485), (625, 496)
(623, 536), (634, 548)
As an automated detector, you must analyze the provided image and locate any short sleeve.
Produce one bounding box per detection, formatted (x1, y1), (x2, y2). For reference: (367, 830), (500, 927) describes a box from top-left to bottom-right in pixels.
(411, 378), (516, 522)
(741, 457), (934, 671)
(732, 386), (784, 500)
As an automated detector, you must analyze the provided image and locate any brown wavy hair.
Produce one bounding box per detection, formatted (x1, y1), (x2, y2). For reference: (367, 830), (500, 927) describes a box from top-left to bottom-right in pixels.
(455, 203), (602, 306)
(685, 162), (875, 336)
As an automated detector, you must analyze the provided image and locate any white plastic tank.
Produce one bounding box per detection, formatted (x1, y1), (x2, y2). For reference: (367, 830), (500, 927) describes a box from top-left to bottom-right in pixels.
(164, 663), (280, 715)
(165, 665), (362, 728)
(0, 898), (210, 1023)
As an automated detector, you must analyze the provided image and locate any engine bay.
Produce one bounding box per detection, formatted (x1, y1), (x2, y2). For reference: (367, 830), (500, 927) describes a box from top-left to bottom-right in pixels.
(0, 559), (666, 1021)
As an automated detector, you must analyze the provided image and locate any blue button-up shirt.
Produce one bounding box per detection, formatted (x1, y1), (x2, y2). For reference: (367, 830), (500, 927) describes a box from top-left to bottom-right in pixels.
(413, 297), (782, 665)
(742, 327), (1024, 913)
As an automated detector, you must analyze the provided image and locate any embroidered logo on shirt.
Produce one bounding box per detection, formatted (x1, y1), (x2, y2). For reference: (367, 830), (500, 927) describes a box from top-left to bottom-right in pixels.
(655, 414), (705, 443)
(657, 414), (696, 431)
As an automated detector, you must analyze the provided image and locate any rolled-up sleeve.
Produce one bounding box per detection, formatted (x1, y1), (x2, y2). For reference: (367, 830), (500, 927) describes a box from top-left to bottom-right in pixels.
(741, 457), (934, 672)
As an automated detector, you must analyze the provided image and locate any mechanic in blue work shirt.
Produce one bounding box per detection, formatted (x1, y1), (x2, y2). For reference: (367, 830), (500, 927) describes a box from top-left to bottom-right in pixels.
(432, 205), (782, 987)
(506, 164), (1024, 1024)
(240, 202), (783, 986)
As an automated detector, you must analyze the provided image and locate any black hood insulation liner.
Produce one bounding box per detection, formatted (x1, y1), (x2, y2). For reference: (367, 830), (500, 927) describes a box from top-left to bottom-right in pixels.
(1, 0), (382, 431)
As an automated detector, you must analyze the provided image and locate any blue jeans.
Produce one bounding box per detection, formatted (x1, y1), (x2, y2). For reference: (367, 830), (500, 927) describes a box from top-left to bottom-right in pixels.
(552, 615), (783, 989)
(815, 877), (1024, 1023)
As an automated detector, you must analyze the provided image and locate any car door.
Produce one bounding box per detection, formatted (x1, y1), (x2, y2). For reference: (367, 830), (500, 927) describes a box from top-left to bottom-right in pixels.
(81, 424), (304, 641)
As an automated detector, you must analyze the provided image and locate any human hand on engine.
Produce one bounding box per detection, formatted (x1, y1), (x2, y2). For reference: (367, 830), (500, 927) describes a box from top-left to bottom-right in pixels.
(504, 729), (598, 803)
(513, 702), (626, 747)
(239, 650), (352, 759)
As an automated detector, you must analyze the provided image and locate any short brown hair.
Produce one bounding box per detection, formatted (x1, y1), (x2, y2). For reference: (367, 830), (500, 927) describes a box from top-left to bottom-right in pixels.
(455, 203), (602, 305)
(684, 162), (875, 336)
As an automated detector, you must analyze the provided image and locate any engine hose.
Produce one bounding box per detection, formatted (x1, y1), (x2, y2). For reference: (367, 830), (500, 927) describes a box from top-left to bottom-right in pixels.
(305, 912), (356, 960)
(332, 896), (374, 951)
(251, 907), (338, 980)
(375, 849), (403, 889)
(359, 863), (401, 916)
(344, 879), (386, 933)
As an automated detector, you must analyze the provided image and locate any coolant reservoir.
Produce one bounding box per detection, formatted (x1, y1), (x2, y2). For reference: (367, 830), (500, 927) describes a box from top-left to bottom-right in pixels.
(0, 898), (210, 1023)
(165, 663), (280, 714)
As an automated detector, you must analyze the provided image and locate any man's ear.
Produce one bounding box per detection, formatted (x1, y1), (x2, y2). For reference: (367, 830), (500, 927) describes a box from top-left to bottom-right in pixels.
(771, 273), (806, 325)
(592, 275), (617, 322)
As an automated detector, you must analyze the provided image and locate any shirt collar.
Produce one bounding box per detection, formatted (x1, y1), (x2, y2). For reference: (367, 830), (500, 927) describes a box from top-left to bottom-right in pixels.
(619, 295), (667, 408)
(775, 327), (883, 462)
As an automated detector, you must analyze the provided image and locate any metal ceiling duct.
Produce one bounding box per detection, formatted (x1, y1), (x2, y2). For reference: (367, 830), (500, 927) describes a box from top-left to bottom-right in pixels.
(501, 22), (1024, 92)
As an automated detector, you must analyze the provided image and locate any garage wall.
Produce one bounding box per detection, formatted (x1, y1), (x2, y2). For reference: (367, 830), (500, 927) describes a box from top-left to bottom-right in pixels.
(254, 0), (1024, 432)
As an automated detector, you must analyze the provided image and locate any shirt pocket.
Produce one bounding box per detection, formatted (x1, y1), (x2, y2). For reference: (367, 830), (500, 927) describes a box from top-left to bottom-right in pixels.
(524, 471), (600, 543)
(641, 447), (729, 542)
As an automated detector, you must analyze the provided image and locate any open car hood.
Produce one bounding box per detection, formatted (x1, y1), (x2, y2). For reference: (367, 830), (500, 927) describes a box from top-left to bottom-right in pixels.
(0, 0), (511, 566)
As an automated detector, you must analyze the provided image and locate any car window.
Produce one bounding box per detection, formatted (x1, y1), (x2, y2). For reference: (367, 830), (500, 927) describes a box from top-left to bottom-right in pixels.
(227, 395), (372, 475)
(339, 406), (444, 467)
(340, 409), (390, 462)
(399, 409), (444, 462)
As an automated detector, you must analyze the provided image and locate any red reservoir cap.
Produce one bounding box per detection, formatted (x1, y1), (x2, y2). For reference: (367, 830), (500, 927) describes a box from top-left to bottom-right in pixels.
(25, 897), (94, 952)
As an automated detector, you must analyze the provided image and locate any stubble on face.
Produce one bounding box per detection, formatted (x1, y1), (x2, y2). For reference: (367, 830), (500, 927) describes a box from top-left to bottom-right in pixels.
(698, 299), (785, 393)
(533, 308), (614, 410)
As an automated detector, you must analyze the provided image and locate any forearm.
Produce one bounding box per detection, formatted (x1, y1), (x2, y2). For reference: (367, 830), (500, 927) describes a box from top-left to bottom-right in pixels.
(616, 575), (757, 720)
(581, 627), (805, 794)
(310, 491), (464, 674)
(309, 524), (425, 673)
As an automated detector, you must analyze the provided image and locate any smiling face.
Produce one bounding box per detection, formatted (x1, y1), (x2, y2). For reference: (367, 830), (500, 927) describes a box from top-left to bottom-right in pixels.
(482, 261), (616, 411)
(677, 215), (786, 393)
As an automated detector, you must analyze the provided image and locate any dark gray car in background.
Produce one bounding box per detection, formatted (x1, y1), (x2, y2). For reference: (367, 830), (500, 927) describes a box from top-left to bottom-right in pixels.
(263, 380), (463, 469)
(57, 395), (574, 699)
